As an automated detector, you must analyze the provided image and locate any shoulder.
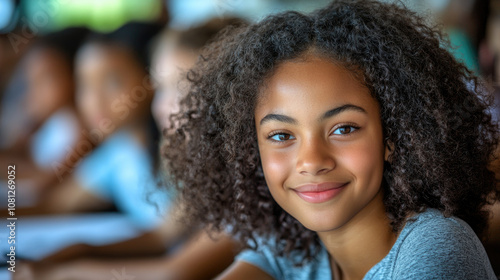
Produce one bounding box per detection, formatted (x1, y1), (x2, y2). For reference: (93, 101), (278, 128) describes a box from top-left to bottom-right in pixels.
(40, 107), (80, 133)
(75, 130), (152, 184)
(389, 209), (496, 279)
(234, 238), (331, 280)
(217, 261), (275, 280)
(83, 131), (150, 167)
(397, 209), (483, 256)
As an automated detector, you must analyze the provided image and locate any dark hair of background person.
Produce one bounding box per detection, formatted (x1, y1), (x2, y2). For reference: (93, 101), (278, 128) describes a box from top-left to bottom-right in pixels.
(161, 0), (500, 263)
(85, 22), (163, 70)
(31, 27), (90, 70)
(469, 0), (490, 53)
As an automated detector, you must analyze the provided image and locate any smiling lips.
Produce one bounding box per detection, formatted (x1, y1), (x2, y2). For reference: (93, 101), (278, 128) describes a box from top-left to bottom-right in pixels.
(293, 182), (348, 203)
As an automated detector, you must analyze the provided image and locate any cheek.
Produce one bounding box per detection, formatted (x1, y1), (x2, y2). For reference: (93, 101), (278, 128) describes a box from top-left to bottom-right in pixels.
(80, 94), (102, 119)
(152, 93), (165, 120)
(152, 92), (179, 128)
(259, 146), (294, 192)
(337, 137), (385, 190)
(164, 92), (180, 115)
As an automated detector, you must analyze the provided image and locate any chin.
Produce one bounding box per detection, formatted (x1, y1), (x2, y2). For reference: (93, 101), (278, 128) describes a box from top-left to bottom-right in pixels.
(292, 210), (350, 233)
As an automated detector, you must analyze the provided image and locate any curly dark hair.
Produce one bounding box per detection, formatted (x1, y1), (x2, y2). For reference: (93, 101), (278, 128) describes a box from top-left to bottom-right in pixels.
(161, 0), (500, 262)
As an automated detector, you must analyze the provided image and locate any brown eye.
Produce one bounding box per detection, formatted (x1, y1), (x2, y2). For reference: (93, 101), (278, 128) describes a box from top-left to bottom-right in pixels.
(269, 133), (295, 142)
(279, 134), (291, 141)
(333, 126), (358, 135)
(340, 127), (351, 134)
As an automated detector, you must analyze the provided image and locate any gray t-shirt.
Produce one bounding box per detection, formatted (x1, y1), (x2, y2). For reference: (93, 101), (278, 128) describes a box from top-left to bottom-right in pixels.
(236, 209), (498, 279)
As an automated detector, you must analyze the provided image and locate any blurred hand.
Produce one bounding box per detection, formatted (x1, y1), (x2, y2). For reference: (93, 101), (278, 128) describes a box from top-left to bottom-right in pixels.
(12, 260), (77, 280)
(12, 261), (36, 280)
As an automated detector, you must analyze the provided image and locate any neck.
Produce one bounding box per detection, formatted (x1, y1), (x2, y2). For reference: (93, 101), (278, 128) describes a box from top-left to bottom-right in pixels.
(124, 122), (150, 147)
(317, 191), (396, 280)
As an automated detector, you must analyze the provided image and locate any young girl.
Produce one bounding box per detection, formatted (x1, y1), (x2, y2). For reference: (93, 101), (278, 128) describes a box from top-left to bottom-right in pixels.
(162, 0), (499, 279)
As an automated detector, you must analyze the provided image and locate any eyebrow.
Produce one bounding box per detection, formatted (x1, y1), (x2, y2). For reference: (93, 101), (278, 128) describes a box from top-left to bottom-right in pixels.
(320, 104), (366, 121)
(259, 114), (297, 125)
(259, 104), (366, 126)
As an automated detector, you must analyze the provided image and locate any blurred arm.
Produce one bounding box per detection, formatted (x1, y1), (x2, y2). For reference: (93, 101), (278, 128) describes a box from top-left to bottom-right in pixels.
(19, 231), (239, 280)
(216, 261), (275, 280)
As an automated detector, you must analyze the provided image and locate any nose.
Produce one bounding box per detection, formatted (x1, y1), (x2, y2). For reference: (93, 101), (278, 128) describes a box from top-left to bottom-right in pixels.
(296, 137), (335, 176)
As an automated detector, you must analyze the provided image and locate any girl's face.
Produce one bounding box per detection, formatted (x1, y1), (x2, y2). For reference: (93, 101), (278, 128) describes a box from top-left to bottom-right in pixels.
(76, 43), (152, 133)
(151, 47), (196, 130)
(255, 55), (389, 232)
(24, 48), (73, 121)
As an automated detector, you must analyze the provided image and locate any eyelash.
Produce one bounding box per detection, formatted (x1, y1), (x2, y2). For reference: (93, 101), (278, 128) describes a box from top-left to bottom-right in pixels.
(266, 123), (360, 143)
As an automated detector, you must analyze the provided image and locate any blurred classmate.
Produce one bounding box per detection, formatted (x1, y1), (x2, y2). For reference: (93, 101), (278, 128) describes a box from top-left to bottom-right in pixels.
(18, 19), (244, 280)
(440, 0), (481, 75)
(151, 17), (243, 130)
(484, 9), (500, 275)
(479, 12), (499, 82)
(486, 13), (500, 85)
(0, 31), (24, 95)
(0, 28), (89, 201)
(0, 28), (30, 148)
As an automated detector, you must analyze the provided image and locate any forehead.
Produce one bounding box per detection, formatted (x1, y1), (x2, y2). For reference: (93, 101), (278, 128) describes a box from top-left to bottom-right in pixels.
(152, 48), (197, 82)
(76, 42), (140, 72)
(25, 47), (67, 72)
(256, 55), (376, 115)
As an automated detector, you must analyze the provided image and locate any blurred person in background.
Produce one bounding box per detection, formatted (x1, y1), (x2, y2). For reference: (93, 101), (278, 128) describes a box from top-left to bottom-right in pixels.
(440, 0), (491, 76)
(0, 27), (30, 148)
(16, 18), (244, 280)
(0, 31), (24, 95)
(482, 7), (500, 86)
(441, 2), (500, 274)
(0, 27), (89, 204)
(482, 4), (500, 275)
(151, 17), (243, 130)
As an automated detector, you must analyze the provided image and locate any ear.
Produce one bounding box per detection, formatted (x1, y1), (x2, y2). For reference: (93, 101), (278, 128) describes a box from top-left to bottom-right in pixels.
(384, 140), (394, 162)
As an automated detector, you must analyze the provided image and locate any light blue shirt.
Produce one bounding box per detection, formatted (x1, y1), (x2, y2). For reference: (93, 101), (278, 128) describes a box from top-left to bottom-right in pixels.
(75, 130), (170, 230)
(31, 107), (79, 169)
(236, 209), (497, 279)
